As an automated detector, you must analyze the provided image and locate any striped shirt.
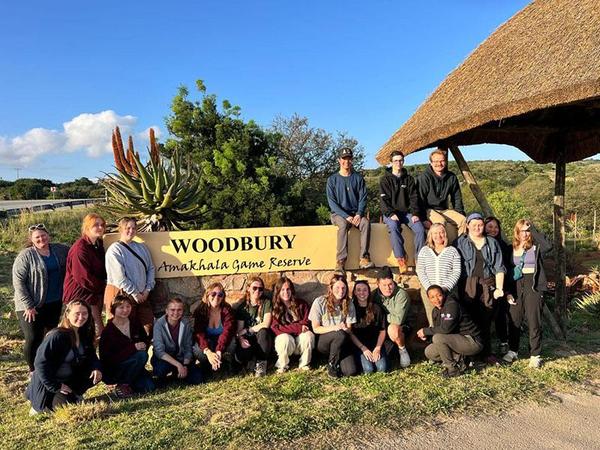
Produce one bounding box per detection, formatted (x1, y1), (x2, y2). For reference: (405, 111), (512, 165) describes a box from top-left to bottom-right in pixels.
(416, 246), (462, 291)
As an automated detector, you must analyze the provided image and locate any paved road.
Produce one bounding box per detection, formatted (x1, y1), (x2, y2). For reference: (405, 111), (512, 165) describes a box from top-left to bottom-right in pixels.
(0, 198), (102, 212)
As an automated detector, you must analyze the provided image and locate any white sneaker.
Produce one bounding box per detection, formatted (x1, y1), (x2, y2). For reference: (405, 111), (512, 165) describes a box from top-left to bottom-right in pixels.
(502, 350), (518, 363)
(399, 347), (411, 368)
(529, 355), (542, 368)
(29, 407), (39, 416)
(276, 366), (287, 374)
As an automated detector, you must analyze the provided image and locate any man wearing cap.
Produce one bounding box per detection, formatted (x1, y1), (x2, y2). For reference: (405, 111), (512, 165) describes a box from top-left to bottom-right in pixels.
(417, 285), (482, 377)
(417, 148), (466, 243)
(379, 150), (425, 274)
(326, 147), (374, 271)
(372, 266), (411, 367)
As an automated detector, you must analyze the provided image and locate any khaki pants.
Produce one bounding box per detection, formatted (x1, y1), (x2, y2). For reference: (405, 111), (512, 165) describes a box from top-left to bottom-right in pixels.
(427, 209), (466, 243)
(420, 287), (435, 327)
(424, 334), (483, 369)
(331, 213), (371, 262)
(274, 331), (315, 370)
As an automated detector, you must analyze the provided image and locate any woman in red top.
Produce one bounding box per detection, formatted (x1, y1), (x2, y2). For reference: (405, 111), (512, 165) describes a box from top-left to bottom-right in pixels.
(192, 282), (235, 373)
(63, 213), (107, 335)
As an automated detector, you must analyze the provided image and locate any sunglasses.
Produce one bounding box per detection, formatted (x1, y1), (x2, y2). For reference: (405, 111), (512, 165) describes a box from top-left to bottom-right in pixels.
(28, 223), (47, 232)
(251, 286), (264, 292)
(210, 291), (225, 298)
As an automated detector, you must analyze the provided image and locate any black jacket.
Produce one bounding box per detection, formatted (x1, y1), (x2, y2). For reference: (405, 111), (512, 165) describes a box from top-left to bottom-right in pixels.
(507, 225), (553, 294)
(423, 296), (481, 342)
(379, 168), (419, 217)
(417, 165), (465, 217)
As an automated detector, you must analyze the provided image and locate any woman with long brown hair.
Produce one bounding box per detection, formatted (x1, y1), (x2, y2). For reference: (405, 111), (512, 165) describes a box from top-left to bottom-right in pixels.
(235, 276), (273, 377)
(193, 282), (235, 373)
(13, 224), (69, 373)
(25, 300), (102, 414)
(270, 276), (314, 373)
(503, 219), (552, 368)
(309, 274), (357, 377)
(349, 280), (387, 374)
(63, 213), (107, 335)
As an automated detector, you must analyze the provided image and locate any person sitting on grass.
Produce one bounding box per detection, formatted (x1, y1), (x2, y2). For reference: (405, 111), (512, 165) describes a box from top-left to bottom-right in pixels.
(372, 266), (411, 368)
(270, 276), (315, 373)
(193, 283), (236, 374)
(99, 294), (155, 398)
(151, 297), (202, 385)
(349, 280), (388, 374)
(309, 274), (357, 378)
(26, 300), (103, 415)
(417, 285), (482, 378)
(235, 276), (273, 377)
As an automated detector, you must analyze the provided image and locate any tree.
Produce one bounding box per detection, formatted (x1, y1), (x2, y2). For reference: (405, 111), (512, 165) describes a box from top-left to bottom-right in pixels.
(487, 191), (529, 233)
(9, 179), (44, 200)
(164, 80), (289, 229)
(270, 114), (365, 225)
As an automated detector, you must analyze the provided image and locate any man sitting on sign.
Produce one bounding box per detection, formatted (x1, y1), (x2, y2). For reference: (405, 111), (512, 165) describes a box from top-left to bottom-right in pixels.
(417, 148), (466, 243)
(326, 147), (374, 272)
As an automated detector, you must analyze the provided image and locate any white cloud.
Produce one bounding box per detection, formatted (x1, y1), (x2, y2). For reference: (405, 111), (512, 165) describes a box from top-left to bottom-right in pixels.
(0, 111), (161, 166)
(138, 125), (162, 141)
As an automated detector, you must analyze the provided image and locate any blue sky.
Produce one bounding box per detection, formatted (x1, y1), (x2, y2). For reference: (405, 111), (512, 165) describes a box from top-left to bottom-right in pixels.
(0, 1), (533, 182)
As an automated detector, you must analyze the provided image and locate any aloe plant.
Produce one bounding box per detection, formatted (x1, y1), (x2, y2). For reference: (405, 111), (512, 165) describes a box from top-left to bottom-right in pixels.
(102, 127), (205, 231)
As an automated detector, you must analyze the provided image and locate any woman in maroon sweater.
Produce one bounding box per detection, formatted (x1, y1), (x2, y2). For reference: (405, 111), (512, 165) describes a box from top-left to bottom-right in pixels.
(192, 282), (235, 373)
(63, 213), (107, 334)
(99, 295), (154, 397)
(270, 276), (315, 373)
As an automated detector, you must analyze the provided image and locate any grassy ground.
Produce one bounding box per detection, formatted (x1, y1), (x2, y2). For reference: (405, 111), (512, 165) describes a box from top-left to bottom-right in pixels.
(2, 213), (600, 449)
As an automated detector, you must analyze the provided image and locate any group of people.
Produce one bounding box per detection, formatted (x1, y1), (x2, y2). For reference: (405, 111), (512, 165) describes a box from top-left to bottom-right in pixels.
(13, 147), (551, 414)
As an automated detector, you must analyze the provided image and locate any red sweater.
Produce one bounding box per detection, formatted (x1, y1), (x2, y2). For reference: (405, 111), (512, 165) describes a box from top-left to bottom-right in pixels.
(99, 318), (150, 368)
(63, 236), (106, 305)
(194, 304), (235, 353)
(270, 299), (310, 336)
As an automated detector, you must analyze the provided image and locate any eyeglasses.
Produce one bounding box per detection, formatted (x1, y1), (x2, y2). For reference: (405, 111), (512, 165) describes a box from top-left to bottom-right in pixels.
(210, 291), (225, 298)
(431, 159), (446, 164)
(251, 286), (264, 292)
(28, 223), (47, 232)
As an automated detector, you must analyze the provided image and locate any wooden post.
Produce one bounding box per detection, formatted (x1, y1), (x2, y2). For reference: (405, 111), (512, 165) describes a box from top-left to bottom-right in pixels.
(449, 146), (495, 217)
(553, 147), (567, 336)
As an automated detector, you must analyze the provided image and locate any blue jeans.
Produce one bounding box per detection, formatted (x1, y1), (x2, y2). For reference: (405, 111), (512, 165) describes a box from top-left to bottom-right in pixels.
(383, 213), (426, 259)
(151, 355), (203, 385)
(105, 350), (155, 393)
(355, 347), (388, 374)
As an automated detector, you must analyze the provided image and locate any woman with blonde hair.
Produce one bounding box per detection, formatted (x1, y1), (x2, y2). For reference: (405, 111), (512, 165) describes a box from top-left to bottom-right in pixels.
(104, 217), (156, 335)
(25, 300), (102, 414)
(270, 276), (314, 373)
(309, 274), (357, 377)
(235, 276), (273, 377)
(13, 224), (69, 373)
(193, 283), (236, 373)
(63, 213), (107, 334)
(503, 219), (552, 368)
(416, 223), (461, 326)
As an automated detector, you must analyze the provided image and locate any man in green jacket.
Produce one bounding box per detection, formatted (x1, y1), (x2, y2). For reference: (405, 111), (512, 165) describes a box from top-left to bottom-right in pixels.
(373, 266), (411, 367)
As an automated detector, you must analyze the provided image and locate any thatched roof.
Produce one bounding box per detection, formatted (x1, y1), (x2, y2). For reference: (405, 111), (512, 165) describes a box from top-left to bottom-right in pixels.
(377, 0), (600, 165)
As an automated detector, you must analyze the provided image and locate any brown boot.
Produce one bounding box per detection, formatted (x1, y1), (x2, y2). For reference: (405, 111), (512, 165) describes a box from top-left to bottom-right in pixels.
(335, 259), (346, 272)
(397, 257), (408, 274)
(359, 254), (375, 269)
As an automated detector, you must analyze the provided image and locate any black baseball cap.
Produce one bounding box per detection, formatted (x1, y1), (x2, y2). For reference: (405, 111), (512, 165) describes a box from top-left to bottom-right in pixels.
(339, 147), (353, 159)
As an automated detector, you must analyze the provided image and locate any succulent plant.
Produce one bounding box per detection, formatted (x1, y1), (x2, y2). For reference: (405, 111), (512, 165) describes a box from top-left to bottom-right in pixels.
(102, 127), (205, 231)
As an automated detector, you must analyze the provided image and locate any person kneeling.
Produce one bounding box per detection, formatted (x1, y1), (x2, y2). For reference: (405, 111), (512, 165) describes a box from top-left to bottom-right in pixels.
(99, 295), (155, 397)
(417, 285), (482, 377)
(152, 298), (202, 385)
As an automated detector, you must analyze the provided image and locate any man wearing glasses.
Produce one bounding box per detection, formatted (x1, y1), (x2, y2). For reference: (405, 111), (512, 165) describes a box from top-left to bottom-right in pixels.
(417, 148), (466, 243)
(326, 147), (374, 272)
(379, 151), (425, 274)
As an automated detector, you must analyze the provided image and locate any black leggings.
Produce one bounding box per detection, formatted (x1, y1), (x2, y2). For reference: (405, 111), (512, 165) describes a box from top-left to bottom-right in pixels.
(316, 330), (357, 376)
(508, 274), (543, 356)
(18, 302), (63, 371)
(235, 328), (273, 362)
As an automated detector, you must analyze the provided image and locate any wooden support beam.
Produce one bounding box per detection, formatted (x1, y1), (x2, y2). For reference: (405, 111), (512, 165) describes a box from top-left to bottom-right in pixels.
(553, 146), (568, 336)
(449, 146), (495, 217)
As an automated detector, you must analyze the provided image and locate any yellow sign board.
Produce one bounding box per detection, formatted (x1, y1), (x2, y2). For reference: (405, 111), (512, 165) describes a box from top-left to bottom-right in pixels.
(104, 224), (415, 278)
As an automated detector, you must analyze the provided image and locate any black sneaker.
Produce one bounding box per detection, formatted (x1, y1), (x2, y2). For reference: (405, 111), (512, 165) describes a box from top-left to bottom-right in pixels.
(442, 367), (461, 378)
(328, 363), (340, 378)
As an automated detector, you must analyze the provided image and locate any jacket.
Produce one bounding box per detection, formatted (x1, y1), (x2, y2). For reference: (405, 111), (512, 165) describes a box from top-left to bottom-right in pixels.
(12, 243), (69, 311)
(508, 226), (553, 294)
(373, 286), (410, 325)
(423, 296), (481, 341)
(153, 315), (194, 363)
(379, 168), (420, 217)
(99, 318), (150, 369)
(270, 299), (310, 336)
(417, 165), (465, 217)
(454, 234), (505, 279)
(194, 304), (236, 353)
(63, 236), (106, 305)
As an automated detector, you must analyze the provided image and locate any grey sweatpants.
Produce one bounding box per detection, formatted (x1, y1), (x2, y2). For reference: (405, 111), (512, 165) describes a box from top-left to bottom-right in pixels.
(330, 213), (371, 262)
(425, 333), (483, 369)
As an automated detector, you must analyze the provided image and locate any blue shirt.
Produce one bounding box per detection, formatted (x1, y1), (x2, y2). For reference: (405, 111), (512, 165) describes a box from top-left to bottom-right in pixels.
(41, 252), (62, 303)
(326, 171), (368, 218)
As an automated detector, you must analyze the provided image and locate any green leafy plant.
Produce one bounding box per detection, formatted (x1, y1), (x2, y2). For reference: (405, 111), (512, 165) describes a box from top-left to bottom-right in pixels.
(102, 127), (205, 231)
